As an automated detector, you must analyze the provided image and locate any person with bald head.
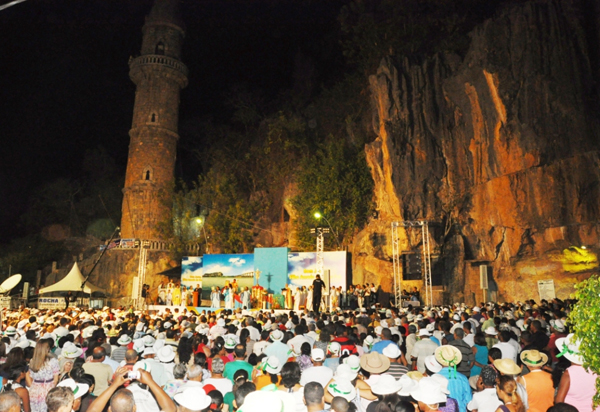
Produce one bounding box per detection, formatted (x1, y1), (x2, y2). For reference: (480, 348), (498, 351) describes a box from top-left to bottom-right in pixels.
(83, 346), (114, 396)
(86, 367), (176, 412)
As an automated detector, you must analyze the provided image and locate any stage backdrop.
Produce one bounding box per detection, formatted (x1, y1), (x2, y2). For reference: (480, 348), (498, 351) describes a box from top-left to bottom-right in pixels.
(181, 249), (347, 306)
(201, 254), (254, 300)
(287, 251), (347, 289)
(181, 256), (203, 293)
(255, 247), (289, 294)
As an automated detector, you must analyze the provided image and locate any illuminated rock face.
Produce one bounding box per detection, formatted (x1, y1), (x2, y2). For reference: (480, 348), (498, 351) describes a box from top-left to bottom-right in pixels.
(355, 0), (600, 303)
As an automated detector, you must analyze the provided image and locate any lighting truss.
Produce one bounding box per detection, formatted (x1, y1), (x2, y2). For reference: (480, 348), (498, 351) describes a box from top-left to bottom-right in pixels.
(310, 227), (330, 277)
(391, 221), (433, 307)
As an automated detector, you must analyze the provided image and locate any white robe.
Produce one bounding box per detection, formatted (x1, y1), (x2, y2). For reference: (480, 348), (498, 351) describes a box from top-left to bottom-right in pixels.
(306, 290), (313, 311)
(293, 289), (301, 311)
(211, 292), (220, 309)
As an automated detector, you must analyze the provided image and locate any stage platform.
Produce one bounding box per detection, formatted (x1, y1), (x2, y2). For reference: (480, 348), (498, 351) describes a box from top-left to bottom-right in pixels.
(147, 305), (293, 316)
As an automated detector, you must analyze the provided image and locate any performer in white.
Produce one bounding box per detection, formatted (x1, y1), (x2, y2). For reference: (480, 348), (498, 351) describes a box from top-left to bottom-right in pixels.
(320, 286), (329, 312)
(293, 286), (302, 311)
(306, 285), (313, 312)
(181, 286), (188, 306)
(211, 287), (220, 309)
(329, 286), (338, 311)
(166, 288), (173, 306)
(241, 287), (251, 309)
(300, 286), (307, 309)
(224, 286), (234, 309)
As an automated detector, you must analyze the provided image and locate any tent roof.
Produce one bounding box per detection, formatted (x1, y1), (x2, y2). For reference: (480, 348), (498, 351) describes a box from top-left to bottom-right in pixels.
(39, 262), (105, 295)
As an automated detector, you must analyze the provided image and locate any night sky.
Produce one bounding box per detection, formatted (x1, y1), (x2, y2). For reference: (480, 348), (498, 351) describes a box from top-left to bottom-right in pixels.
(0, 0), (347, 241)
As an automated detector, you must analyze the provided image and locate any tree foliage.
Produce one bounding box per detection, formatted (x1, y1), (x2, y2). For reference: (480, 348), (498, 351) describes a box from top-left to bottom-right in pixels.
(292, 140), (374, 250)
(339, 0), (504, 73)
(569, 275), (600, 407)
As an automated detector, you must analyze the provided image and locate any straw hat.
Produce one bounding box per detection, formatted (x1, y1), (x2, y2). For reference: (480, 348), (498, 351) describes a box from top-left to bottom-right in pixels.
(359, 352), (390, 373)
(493, 359), (522, 375)
(520, 350), (548, 368)
(371, 374), (402, 395)
(410, 377), (447, 405)
(434, 345), (462, 367)
(555, 333), (584, 364)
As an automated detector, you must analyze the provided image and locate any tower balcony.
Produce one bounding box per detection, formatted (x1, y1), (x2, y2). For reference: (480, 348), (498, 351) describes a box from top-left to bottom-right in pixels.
(129, 54), (188, 87)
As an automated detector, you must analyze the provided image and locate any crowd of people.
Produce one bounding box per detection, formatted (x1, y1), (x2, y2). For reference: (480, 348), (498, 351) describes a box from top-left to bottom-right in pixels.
(0, 296), (596, 412)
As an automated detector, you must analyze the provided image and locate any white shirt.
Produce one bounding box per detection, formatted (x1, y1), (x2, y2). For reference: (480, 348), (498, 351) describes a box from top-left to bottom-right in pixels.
(410, 338), (439, 373)
(300, 365), (333, 388)
(128, 383), (160, 412)
(464, 333), (475, 347)
(287, 335), (310, 356)
(467, 387), (502, 412)
(203, 377), (233, 396)
(493, 341), (517, 363)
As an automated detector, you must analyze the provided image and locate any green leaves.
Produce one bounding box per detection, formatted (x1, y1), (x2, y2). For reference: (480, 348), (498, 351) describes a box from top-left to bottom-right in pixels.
(292, 139), (374, 250)
(569, 276), (600, 407)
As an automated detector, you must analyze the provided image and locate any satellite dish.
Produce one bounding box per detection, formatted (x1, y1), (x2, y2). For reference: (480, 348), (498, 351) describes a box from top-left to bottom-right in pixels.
(0, 274), (22, 295)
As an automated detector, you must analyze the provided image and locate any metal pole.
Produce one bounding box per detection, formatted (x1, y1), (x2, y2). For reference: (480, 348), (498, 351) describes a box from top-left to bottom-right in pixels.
(316, 229), (324, 277)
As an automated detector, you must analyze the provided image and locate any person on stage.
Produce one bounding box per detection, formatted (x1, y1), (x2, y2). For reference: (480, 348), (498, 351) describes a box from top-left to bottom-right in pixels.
(312, 274), (325, 313)
(241, 286), (251, 309)
(293, 286), (302, 311)
(193, 284), (200, 307)
(284, 285), (293, 309)
(211, 287), (220, 309)
(181, 285), (188, 306)
(306, 285), (313, 312)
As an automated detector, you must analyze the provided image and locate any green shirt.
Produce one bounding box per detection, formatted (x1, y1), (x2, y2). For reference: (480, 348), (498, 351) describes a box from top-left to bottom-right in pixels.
(223, 360), (253, 383)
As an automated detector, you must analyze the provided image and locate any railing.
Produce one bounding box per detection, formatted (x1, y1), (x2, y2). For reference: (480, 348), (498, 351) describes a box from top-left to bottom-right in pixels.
(130, 54), (188, 76)
(109, 239), (200, 255)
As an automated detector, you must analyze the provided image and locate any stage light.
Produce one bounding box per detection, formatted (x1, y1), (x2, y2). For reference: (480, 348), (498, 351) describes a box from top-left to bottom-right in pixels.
(581, 245), (587, 249)
(314, 212), (322, 219)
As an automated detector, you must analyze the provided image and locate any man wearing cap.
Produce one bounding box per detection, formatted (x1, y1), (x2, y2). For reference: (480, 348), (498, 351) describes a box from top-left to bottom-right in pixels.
(300, 348), (334, 388)
(411, 328), (439, 374)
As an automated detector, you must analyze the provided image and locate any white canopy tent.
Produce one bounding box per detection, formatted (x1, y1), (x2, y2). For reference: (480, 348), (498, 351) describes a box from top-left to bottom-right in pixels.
(39, 262), (105, 295)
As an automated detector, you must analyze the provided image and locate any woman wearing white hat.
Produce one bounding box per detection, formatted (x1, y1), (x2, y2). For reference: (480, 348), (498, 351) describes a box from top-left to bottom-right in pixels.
(410, 376), (447, 412)
(252, 355), (283, 390)
(554, 333), (599, 412)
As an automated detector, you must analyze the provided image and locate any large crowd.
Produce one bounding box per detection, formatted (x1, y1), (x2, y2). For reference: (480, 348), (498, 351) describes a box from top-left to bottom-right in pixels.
(0, 296), (597, 412)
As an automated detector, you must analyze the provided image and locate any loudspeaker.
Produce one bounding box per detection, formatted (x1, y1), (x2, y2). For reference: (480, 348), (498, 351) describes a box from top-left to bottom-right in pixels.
(480, 265), (489, 289)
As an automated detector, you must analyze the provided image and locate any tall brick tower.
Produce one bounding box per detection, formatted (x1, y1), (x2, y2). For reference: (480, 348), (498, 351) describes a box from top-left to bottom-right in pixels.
(121, 0), (188, 240)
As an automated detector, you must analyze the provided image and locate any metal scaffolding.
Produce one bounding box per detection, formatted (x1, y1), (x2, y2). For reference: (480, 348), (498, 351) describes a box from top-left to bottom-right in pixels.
(391, 220), (433, 307)
(310, 227), (330, 277)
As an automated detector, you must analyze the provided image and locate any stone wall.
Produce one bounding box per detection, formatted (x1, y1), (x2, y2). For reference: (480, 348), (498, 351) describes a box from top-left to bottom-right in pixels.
(353, 0), (600, 303)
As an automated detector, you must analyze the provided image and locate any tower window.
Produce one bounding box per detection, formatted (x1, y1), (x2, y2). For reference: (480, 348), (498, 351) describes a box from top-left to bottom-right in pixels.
(143, 167), (153, 181)
(150, 113), (156, 122)
(155, 42), (165, 55)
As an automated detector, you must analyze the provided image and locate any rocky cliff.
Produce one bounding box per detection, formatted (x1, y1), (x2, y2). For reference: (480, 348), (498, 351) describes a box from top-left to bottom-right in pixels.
(353, 0), (600, 303)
